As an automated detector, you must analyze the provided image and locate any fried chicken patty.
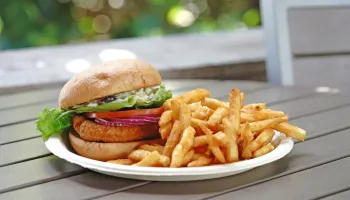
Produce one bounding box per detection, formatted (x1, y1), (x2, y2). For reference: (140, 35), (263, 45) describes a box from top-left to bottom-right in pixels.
(73, 116), (161, 143)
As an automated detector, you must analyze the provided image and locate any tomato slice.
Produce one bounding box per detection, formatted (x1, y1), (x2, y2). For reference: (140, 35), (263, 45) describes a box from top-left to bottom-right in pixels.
(86, 107), (164, 118)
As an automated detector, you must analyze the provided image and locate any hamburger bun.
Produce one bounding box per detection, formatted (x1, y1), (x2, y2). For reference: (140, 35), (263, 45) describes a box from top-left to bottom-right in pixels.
(59, 59), (162, 109)
(69, 131), (165, 161)
(73, 116), (160, 143)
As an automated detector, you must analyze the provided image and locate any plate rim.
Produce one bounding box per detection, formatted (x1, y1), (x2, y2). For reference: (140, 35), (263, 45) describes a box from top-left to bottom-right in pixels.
(44, 131), (294, 177)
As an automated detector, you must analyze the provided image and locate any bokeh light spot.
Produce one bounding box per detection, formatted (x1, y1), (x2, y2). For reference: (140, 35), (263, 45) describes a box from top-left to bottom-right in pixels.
(57, 0), (70, 3)
(108, 0), (125, 9)
(242, 8), (260, 27)
(65, 59), (91, 73)
(167, 6), (195, 27)
(315, 86), (340, 94)
(79, 0), (98, 9)
(93, 15), (112, 33)
(0, 17), (3, 35)
(35, 60), (46, 68)
(99, 49), (137, 62)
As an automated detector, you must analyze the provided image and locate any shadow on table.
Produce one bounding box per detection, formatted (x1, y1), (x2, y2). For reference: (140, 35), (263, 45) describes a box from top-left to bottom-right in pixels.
(124, 154), (309, 196)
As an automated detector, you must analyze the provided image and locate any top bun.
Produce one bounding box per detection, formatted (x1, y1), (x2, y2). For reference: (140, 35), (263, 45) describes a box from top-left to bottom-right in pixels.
(59, 58), (162, 109)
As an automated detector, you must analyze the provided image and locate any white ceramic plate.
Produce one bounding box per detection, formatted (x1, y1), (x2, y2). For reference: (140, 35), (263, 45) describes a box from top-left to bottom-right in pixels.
(45, 131), (293, 181)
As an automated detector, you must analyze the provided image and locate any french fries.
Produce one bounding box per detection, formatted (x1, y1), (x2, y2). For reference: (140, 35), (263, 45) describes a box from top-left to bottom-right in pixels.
(107, 87), (307, 168)
(163, 120), (183, 158)
(163, 88), (210, 110)
(159, 110), (172, 126)
(182, 149), (195, 166)
(133, 151), (162, 167)
(139, 144), (164, 154)
(254, 109), (285, 120)
(248, 117), (288, 132)
(107, 159), (134, 165)
(180, 104), (191, 129)
(171, 101), (181, 120)
(223, 116), (239, 162)
(207, 107), (228, 128)
(128, 149), (170, 167)
(199, 123), (226, 163)
(273, 122), (306, 141)
(187, 156), (212, 167)
(202, 97), (229, 110)
(170, 126), (196, 168)
(253, 143), (274, 158)
(159, 122), (173, 140)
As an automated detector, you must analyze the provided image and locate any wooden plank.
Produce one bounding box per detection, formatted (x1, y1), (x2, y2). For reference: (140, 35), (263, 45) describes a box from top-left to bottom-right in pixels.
(289, 7), (350, 55)
(0, 138), (50, 167)
(270, 93), (350, 120)
(0, 121), (37, 145)
(0, 83), (301, 145)
(0, 80), (216, 110)
(243, 86), (315, 105)
(2, 103), (350, 199)
(0, 88), (61, 110)
(0, 156), (85, 193)
(0, 88), (340, 167)
(0, 80), (265, 127)
(320, 190), (350, 200)
(202, 80), (269, 99)
(0, 172), (147, 200)
(294, 55), (350, 93)
(80, 128), (350, 200)
(290, 104), (350, 140)
(0, 102), (57, 126)
(210, 157), (350, 200)
(0, 81), (267, 164)
(0, 81), (219, 126)
(0, 29), (264, 93)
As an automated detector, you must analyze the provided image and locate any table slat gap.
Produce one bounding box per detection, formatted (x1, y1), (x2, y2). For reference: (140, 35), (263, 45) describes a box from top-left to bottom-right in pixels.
(207, 156), (350, 200)
(317, 188), (350, 200)
(88, 128), (350, 200)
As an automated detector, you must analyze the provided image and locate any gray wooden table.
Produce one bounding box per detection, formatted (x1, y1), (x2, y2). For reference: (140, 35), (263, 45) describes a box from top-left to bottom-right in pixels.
(1, 79), (350, 200)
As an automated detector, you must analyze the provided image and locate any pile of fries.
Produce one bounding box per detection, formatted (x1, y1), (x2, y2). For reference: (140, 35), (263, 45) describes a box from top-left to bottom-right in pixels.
(107, 88), (306, 167)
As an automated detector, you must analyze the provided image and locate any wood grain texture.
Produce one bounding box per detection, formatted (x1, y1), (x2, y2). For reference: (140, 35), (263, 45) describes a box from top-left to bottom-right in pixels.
(0, 80), (222, 126)
(0, 138), (50, 167)
(270, 93), (350, 120)
(0, 29), (264, 92)
(0, 156), (85, 193)
(4, 129), (350, 200)
(319, 190), (350, 200)
(0, 88), (61, 110)
(87, 129), (350, 200)
(0, 121), (37, 145)
(294, 55), (350, 93)
(0, 80), (266, 144)
(0, 87), (342, 167)
(210, 156), (350, 200)
(0, 172), (147, 200)
(2, 81), (349, 200)
(3, 103), (350, 199)
(289, 7), (350, 55)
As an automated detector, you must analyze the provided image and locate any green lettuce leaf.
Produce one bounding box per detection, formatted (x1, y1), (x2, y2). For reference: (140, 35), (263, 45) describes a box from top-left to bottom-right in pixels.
(74, 96), (137, 113)
(72, 85), (172, 112)
(36, 85), (172, 140)
(36, 108), (74, 140)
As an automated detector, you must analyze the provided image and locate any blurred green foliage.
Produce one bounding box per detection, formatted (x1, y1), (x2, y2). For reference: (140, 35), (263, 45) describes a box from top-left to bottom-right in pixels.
(0, 0), (260, 50)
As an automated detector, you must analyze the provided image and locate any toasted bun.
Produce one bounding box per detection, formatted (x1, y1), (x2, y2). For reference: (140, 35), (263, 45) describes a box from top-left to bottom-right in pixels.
(69, 132), (165, 161)
(59, 59), (162, 109)
(72, 116), (161, 143)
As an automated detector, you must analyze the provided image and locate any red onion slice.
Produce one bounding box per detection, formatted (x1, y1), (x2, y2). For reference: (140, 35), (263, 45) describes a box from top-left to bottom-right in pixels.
(95, 118), (148, 126)
(116, 116), (160, 123)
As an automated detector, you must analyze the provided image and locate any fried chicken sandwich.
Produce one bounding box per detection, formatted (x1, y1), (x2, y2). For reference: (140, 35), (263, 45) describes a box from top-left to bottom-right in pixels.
(36, 59), (172, 161)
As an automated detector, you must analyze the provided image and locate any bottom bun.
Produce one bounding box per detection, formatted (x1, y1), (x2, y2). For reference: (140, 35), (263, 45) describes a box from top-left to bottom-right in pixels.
(69, 132), (165, 161)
